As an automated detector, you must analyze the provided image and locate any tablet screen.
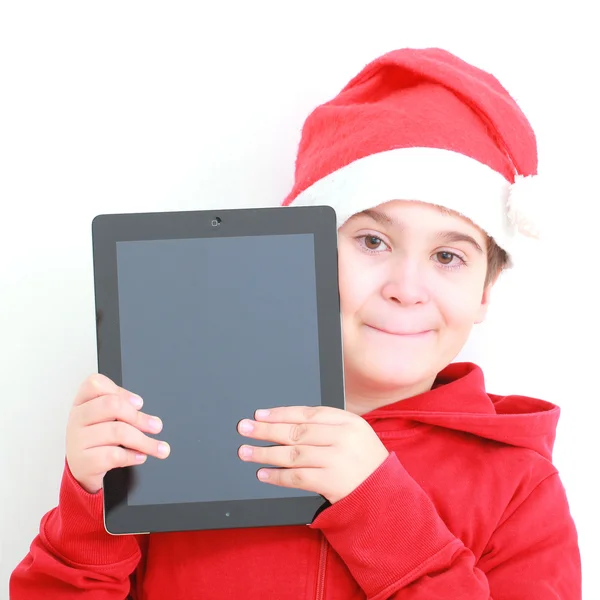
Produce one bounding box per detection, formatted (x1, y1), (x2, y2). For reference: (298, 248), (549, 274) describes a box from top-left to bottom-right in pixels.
(116, 233), (320, 507)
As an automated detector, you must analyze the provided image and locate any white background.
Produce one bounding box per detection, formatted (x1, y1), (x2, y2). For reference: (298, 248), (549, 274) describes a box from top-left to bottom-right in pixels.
(1, 1), (598, 598)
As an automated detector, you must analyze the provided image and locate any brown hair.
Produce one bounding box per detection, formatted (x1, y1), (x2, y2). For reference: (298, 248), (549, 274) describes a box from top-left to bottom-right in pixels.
(485, 236), (509, 287)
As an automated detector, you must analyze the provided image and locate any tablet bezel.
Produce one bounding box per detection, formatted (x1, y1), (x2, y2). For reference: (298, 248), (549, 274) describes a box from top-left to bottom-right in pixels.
(92, 206), (343, 534)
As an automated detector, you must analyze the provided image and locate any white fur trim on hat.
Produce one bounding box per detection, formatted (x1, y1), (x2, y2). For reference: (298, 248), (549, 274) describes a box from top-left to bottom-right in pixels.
(507, 174), (544, 239)
(290, 147), (539, 260)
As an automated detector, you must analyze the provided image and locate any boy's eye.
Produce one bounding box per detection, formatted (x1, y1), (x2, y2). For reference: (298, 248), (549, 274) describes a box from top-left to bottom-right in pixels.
(436, 251), (455, 265)
(433, 251), (466, 269)
(359, 235), (388, 252)
(365, 235), (382, 250)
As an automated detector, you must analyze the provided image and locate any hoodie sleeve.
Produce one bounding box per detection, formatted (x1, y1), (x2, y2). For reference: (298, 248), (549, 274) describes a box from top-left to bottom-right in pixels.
(310, 452), (581, 600)
(9, 462), (142, 599)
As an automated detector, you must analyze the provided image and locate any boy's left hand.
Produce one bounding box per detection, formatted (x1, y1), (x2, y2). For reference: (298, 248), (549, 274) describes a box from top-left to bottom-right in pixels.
(237, 406), (389, 504)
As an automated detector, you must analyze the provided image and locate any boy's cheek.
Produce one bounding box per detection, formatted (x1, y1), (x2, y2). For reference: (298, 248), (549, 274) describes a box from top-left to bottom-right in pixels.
(443, 292), (488, 329)
(338, 255), (383, 312)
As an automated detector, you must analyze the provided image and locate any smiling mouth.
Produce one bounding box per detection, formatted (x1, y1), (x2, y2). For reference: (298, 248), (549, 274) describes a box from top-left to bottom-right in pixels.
(367, 325), (434, 337)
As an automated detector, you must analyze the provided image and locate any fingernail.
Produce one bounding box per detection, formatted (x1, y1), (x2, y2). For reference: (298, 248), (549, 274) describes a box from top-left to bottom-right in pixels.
(158, 442), (170, 457)
(239, 420), (254, 434)
(255, 409), (270, 418)
(135, 453), (147, 463)
(257, 470), (270, 480)
(130, 395), (143, 409)
(240, 446), (253, 458)
(148, 417), (162, 433)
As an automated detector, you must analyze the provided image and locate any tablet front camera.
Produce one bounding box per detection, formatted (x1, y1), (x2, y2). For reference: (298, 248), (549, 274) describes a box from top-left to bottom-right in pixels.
(211, 217), (222, 227)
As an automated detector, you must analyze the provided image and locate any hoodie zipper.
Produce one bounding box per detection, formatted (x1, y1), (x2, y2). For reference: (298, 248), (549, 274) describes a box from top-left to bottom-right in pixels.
(315, 536), (328, 600)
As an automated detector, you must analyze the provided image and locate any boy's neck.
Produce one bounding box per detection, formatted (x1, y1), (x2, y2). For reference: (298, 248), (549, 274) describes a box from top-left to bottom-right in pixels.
(344, 375), (437, 416)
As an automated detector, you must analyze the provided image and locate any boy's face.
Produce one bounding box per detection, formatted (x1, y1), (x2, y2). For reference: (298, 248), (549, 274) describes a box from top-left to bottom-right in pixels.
(338, 200), (493, 411)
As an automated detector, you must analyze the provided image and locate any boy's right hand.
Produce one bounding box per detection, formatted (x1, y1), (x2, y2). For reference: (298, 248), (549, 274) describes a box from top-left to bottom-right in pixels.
(66, 374), (170, 494)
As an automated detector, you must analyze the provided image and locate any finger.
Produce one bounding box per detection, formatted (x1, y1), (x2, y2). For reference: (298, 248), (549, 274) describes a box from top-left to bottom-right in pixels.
(238, 420), (338, 446)
(84, 446), (150, 476)
(253, 406), (349, 425)
(255, 467), (319, 492)
(74, 374), (139, 407)
(81, 421), (170, 459)
(239, 443), (330, 468)
(75, 394), (162, 434)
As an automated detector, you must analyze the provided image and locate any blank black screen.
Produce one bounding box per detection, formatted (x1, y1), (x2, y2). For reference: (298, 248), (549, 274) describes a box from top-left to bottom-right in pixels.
(116, 234), (321, 506)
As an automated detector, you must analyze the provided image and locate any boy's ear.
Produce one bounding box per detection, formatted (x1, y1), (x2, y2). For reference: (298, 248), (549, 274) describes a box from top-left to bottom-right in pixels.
(474, 279), (496, 324)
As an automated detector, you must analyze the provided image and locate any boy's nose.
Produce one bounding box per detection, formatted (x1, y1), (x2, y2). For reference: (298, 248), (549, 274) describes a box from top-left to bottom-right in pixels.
(381, 260), (431, 305)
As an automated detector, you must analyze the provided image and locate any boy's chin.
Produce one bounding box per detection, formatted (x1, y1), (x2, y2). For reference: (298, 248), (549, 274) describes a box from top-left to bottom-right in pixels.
(344, 354), (439, 395)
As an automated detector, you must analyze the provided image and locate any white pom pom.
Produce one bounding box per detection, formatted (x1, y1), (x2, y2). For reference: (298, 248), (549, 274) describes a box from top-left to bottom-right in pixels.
(506, 174), (544, 239)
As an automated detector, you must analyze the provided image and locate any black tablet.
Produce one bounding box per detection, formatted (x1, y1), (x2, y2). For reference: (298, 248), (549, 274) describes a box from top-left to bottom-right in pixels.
(91, 205), (344, 535)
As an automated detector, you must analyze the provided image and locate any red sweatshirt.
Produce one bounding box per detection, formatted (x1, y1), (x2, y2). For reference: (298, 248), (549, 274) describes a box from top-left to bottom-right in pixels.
(11, 363), (581, 599)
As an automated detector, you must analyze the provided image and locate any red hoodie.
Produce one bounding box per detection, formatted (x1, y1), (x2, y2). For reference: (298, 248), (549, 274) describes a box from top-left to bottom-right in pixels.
(11, 363), (581, 599)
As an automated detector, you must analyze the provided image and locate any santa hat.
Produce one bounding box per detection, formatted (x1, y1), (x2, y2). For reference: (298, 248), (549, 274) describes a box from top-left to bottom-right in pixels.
(282, 48), (542, 262)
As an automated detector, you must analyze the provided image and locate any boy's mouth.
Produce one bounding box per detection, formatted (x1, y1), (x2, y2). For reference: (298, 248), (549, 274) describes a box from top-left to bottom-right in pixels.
(366, 325), (434, 337)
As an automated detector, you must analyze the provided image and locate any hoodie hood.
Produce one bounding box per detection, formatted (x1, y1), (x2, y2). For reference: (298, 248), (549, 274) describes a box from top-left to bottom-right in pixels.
(363, 362), (560, 461)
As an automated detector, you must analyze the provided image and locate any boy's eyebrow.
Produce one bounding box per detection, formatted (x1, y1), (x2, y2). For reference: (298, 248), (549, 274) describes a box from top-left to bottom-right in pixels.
(359, 209), (399, 227)
(355, 209), (484, 254)
(435, 231), (484, 254)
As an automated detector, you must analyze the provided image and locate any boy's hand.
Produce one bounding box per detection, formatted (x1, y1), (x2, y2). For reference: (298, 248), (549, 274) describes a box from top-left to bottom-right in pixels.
(66, 374), (170, 494)
(237, 406), (389, 504)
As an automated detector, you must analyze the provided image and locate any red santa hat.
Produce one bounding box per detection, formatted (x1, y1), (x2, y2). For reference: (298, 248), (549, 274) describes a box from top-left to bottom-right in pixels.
(282, 48), (542, 262)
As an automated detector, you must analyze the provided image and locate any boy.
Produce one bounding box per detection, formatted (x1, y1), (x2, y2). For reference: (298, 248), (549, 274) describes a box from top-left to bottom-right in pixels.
(11, 48), (581, 599)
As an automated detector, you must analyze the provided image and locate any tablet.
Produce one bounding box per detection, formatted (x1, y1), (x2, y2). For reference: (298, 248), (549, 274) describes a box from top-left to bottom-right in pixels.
(92, 205), (344, 535)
